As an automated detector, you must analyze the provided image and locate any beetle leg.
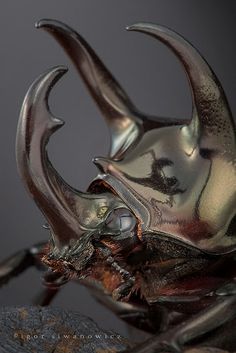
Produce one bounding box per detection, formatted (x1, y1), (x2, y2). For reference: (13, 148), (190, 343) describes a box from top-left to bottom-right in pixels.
(98, 246), (135, 301)
(121, 295), (236, 353)
(82, 278), (168, 334)
(106, 256), (136, 301)
(33, 268), (70, 306)
(0, 242), (69, 306)
(33, 287), (60, 306)
(0, 242), (47, 287)
(215, 280), (236, 296)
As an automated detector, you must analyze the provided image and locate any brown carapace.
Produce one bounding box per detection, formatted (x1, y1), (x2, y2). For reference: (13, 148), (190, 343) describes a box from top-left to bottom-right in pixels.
(1, 20), (236, 353)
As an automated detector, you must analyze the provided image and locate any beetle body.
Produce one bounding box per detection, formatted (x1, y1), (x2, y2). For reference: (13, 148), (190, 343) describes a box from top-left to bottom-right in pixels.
(2, 19), (236, 353)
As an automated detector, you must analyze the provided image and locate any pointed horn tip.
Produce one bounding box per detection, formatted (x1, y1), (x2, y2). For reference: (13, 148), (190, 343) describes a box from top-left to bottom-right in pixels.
(93, 156), (110, 163)
(48, 117), (65, 133)
(43, 65), (68, 89)
(93, 157), (111, 171)
(35, 18), (68, 31)
(126, 24), (139, 31)
(35, 18), (62, 30)
(22, 66), (68, 109)
(52, 65), (68, 77)
(52, 117), (65, 127)
(21, 67), (67, 130)
(37, 65), (68, 98)
(126, 23), (150, 31)
(126, 23), (165, 34)
(35, 19), (49, 29)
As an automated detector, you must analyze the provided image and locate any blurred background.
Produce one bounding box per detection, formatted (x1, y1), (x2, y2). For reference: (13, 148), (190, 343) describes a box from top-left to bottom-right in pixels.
(0, 0), (235, 337)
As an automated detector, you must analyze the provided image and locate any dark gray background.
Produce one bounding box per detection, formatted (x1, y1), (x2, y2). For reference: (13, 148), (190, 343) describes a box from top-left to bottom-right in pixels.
(0, 0), (235, 336)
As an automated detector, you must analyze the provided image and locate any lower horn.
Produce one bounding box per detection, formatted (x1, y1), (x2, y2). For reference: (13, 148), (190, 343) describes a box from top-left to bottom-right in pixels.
(16, 66), (123, 249)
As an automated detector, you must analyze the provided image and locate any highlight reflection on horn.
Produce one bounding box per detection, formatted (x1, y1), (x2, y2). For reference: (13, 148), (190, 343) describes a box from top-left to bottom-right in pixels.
(127, 23), (236, 155)
(16, 66), (128, 249)
(36, 19), (142, 159)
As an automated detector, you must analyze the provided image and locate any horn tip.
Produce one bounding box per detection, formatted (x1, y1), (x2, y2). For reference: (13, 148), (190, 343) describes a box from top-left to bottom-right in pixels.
(35, 19), (48, 29)
(35, 18), (61, 30)
(126, 23), (149, 31)
(93, 157), (110, 173)
(126, 24), (138, 32)
(47, 65), (68, 83)
(126, 22), (165, 35)
(54, 65), (68, 75)
(53, 117), (65, 127)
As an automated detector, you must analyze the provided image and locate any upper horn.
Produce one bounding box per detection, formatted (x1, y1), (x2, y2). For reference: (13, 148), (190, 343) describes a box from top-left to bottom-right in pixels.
(127, 23), (236, 155)
(16, 66), (121, 249)
(36, 19), (142, 159)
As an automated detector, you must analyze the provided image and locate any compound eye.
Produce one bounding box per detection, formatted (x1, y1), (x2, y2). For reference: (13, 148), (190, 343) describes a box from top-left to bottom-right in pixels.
(105, 208), (136, 234)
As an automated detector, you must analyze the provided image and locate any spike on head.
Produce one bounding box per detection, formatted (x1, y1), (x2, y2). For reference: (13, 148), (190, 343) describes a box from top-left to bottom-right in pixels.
(16, 66), (134, 255)
(36, 19), (143, 159)
(127, 22), (236, 156)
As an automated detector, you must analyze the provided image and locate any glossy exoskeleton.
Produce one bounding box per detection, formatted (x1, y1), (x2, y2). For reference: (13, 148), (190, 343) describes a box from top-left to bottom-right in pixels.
(0, 20), (236, 353)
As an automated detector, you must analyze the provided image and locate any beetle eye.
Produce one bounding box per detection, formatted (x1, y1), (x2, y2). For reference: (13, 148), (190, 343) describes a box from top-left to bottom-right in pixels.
(105, 208), (136, 234)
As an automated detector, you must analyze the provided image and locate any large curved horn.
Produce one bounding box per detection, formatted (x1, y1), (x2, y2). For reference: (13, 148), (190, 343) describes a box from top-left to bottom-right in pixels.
(127, 23), (236, 154)
(36, 19), (141, 159)
(16, 66), (120, 249)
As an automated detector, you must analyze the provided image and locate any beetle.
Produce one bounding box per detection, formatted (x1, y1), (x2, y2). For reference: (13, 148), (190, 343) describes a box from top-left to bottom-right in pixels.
(0, 19), (235, 353)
